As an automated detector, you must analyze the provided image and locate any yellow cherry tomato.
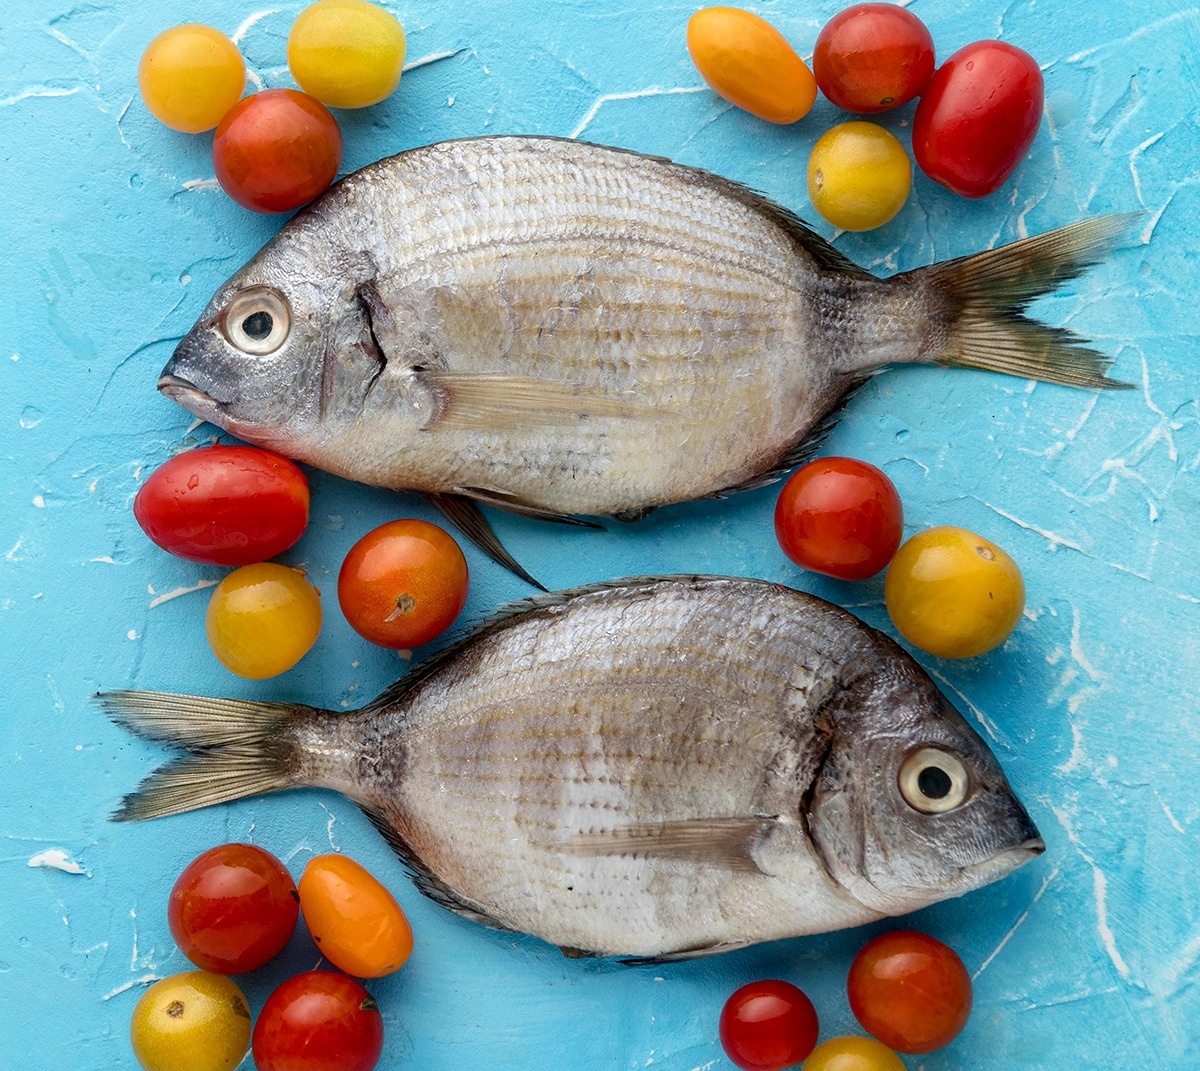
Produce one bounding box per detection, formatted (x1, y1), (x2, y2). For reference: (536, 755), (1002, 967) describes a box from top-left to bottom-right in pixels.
(205, 563), (322, 679)
(138, 25), (246, 134)
(130, 971), (251, 1071)
(885, 525), (1025, 659)
(299, 853), (414, 977)
(807, 121), (912, 231)
(803, 1035), (907, 1071)
(687, 6), (817, 124)
(288, 0), (407, 109)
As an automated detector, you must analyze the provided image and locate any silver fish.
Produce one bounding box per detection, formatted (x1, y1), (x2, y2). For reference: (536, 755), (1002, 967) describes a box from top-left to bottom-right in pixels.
(103, 576), (1043, 960)
(159, 137), (1132, 581)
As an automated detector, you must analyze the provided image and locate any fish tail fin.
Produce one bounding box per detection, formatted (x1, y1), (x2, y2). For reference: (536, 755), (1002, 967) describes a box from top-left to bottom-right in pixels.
(916, 214), (1140, 389)
(99, 690), (317, 822)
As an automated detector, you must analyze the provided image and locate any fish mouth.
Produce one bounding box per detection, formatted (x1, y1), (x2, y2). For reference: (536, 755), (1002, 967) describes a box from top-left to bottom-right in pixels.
(157, 373), (224, 412)
(959, 835), (1045, 889)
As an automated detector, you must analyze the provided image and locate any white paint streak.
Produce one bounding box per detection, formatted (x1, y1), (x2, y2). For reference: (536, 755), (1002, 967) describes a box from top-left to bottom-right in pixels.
(318, 802), (340, 850)
(0, 85), (80, 106)
(101, 974), (163, 1001)
(978, 500), (1086, 552)
(181, 178), (220, 191)
(973, 866), (1060, 980)
(570, 86), (707, 139)
(149, 579), (219, 608)
(403, 48), (466, 72)
(27, 849), (90, 876)
(231, 9), (283, 43)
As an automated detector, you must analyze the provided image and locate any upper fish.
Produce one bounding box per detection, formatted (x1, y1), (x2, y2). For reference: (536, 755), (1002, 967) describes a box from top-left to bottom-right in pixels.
(103, 575), (1043, 960)
(159, 136), (1132, 579)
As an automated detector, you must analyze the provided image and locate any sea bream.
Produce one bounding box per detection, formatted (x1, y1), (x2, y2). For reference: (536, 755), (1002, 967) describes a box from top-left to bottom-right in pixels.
(158, 136), (1132, 582)
(103, 576), (1043, 959)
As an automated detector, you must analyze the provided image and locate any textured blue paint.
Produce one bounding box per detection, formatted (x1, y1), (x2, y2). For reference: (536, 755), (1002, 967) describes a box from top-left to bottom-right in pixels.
(1, 0), (1197, 1067)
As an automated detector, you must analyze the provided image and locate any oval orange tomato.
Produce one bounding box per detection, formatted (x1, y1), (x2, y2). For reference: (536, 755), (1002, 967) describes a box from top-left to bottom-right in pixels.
(298, 854), (414, 978)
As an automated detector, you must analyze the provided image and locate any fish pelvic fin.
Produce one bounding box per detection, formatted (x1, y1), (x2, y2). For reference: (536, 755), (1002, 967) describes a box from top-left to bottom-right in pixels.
(424, 492), (548, 590)
(99, 690), (316, 822)
(912, 214), (1141, 389)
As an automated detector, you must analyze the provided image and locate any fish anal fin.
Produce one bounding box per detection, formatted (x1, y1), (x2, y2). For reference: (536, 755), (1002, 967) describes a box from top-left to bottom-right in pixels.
(421, 370), (661, 431)
(563, 817), (776, 875)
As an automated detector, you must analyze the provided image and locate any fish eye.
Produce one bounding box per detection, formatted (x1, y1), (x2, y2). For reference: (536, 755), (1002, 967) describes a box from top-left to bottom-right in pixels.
(898, 748), (971, 814)
(221, 286), (291, 356)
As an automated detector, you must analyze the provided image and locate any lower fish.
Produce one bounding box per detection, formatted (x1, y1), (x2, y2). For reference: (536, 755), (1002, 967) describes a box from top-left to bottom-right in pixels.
(158, 136), (1134, 584)
(103, 576), (1043, 960)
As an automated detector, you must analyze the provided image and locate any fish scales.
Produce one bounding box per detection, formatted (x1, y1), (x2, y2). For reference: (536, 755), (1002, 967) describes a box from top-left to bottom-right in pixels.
(105, 576), (1043, 959)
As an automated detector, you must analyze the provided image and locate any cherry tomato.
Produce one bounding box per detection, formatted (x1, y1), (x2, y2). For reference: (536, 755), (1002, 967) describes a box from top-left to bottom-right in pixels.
(884, 526), (1024, 658)
(168, 843), (299, 974)
(912, 40), (1044, 199)
(130, 971), (251, 1071)
(847, 930), (972, 1054)
(206, 563), (323, 678)
(212, 89), (343, 213)
(138, 24), (246, 134)
(299, 854), (414, 977)
(253, 971), (384, 1071)
(719, 979), (820, 1071)
(807, 121), (911, 232)
(813, 4), (935, 113)
(337, 519), (469, 649)
(134, 445), (310, 567)
(774, 458), (903, 580)
(687, 7), (817, 124)
(802, 1035), (906, 1071)
(288, 0), (408, 109)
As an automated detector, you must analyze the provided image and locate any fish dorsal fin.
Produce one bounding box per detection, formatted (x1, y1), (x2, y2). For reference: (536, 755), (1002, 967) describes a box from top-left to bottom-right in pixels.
(560, 816), (777, 875)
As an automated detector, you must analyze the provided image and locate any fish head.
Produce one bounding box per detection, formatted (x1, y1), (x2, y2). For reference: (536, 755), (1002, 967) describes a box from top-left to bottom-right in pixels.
(158, 232), (379, 452)
(807, 666), (1044, 917)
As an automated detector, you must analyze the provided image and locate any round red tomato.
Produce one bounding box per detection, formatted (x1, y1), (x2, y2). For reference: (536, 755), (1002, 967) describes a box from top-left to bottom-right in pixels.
(912, 40), (1044, 198)
(213, 89), (342, 213)
(813, 3), (935, 113)
(718, 979), (819, 1071)
(134, 445), (310, 566)
(168, 843), (299, 975)
(253, 971), (384, 1071)
(847, 930), (973, 1054)
(337, 519), (469, 649)
(774, 457), (903, 581)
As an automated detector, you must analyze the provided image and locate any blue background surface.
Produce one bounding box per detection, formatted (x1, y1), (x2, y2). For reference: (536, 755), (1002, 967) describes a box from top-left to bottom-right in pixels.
(2, 0), (1197, 1067)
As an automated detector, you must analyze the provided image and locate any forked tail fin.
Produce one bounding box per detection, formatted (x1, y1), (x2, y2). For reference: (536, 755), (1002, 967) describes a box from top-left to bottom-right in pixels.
(909, 214), (1141, 389)
(99, 690), (317, 822)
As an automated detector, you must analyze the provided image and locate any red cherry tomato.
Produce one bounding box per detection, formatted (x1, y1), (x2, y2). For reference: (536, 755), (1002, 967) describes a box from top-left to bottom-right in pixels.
(847, 930), (973, 1054)
(167, 843), (299, 975)
(912, 40), (1044, 198)
(337, 519), (469, 649)
(813, 3), (935, 113)
(718, 979), (819, 1071)
(213, 89), (342, 213)
(134, 445), (310, 566)
(252, 971), (384, 1071)
(774, 457), (903, 581)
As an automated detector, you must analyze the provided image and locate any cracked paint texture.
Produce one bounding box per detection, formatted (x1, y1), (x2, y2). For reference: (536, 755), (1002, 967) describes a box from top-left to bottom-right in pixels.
(1, 0), (1197, 1068)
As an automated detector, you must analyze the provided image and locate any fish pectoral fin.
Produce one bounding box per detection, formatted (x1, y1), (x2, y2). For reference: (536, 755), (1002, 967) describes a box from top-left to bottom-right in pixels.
(562, 817), (776, 875)
(420, 370), (662, 431)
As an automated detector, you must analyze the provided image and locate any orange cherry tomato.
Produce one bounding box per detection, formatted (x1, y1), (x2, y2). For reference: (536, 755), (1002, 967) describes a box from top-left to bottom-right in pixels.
(847, 930), (972, 1054)
(687, 7), (817, 124)
(298, 854), (414, 978)
(337, 519), (469, 649)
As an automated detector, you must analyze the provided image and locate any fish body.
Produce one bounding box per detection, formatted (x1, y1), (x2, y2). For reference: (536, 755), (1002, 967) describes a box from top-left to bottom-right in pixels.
(161, 137), (1130, 557)
(105, 576), (1042, 959)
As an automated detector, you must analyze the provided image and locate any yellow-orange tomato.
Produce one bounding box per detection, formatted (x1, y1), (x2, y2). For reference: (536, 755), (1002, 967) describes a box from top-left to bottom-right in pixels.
(687, 7), (817, 124)
(130, 971), (251, 1071)
(807, 121), (912, 232)
(885, 526), (1025, 658)
(299, 854), (414, 977)
(802, 1035), (906, 1071)
(138, 24), (246, 134)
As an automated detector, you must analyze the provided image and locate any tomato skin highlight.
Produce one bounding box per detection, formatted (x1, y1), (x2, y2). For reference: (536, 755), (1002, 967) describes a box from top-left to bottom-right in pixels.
(129, 971), (251, 1071)
(719, 979), (820, 1071)
(337, 519), (469, 649)
(168, 843), (299, 975)
(912, 40), (1044, 198)
(299, 854), (414, 978)
(847, 930), (973, 1054)
(213, 89), (343, 213)
(253, 971), (384, 1071)
(774, 458), (903, 580)
(813, 3), (935, 114)
(133, 445), (310, 566)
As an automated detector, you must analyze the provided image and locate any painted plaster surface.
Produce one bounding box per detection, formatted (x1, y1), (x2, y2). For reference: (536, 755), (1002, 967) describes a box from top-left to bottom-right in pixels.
(1, 0), (1196, 1067)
